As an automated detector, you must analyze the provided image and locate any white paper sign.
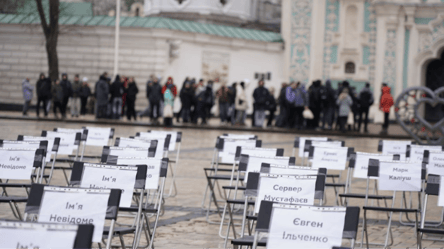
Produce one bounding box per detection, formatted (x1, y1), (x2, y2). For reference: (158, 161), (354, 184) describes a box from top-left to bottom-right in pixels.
(311, 147), (348, 170)
(0, 149), (36, 180)
(409, 145), (442, 162)
(254, 175), (317, 213)
(230, 147), (278, 161)
(298, 137), (328, 158)
(268, 166), (318, 176)
(38, 189), (109, 243)
(219, 139), (258, 164)
(117, 157), (162, 190)
(109, 147), (148, 158)
(244, 156), (290, 182)
(119, 138), (164, 158)
(353, 153), (394, 179)
(140, 131), (177, 151)
(45, 131), (77, 155)
(438, 176), (444, 206)
(85, 127), (111, 146)
(378, 161), (422, 191)
(426, 152), (444, 175)
(0, 223), (77, 249)
(382, 140), (411, 156)
(267, 205), (346, 249)
(23, 136), (55, 162)
(80, 165), (137, 207)
(1, 141), (50, 163)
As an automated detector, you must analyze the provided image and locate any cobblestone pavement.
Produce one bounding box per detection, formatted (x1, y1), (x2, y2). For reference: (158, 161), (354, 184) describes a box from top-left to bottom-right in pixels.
(0, 119), (443, 248)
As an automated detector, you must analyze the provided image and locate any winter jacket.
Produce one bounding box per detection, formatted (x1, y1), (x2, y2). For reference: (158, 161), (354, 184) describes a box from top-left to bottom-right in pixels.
(235, 84), (248, 111)
(180, 87), (194, 109)
(72, 80), (82, 98)
(308, 81), (324, 109)
(337, 94), (353, 117)
(324, 80), (336, 107)
(147, 81), (163, 103)
(359, 86), (374, 109)
(79, 85), (91, 98)
(51, 83), (64, 103)
(197, 86), (214, 106)
(379, 86), (394, 113)
(95, 76), (109, 106)
(285, 86), (296, 104)
(60, 74), (72, 98)
(253, 86), (270, 110)
(162, 83), (177, 97)
(216, 86), (231, 104)
(36, 76), (51, 99)
(126, 82), (139, 100)
(22, 79), (34, 101)
(294, 87), (307, 107)
(266, 93), (277, 112)
(110, 80), (124, 98)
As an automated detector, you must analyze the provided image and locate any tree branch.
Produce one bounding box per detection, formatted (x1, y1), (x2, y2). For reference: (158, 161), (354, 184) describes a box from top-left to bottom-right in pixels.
(35, 0), (49, 37)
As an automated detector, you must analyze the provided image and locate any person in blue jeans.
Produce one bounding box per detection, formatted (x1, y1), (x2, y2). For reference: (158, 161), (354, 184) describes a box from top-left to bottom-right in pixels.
(216, 83), (232, 125)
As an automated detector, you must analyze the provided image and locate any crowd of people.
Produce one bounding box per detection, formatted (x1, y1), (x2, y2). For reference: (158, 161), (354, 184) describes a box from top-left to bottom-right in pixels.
(22, 72), (394, 133)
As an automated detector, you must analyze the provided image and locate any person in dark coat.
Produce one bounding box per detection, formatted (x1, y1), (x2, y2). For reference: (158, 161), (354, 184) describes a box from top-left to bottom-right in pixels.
(266, 87), (277, 127)
(79, 77), (91, 115)
(70, 74), (82, 118)
(358, 82), (374, 132)
(227, 82), (237, 125)
(125, 77), (139, 121)
(321, 80), (336, 130)
(180, 82), (194, 123)
(36, 73), (51, 117)
(275, 82), (288, 127)
(95, 73), (109, 119)
(147, 75), (163, 125)
(196, 81), (214, 125)
(110, 75), (124, 119)
(59, 73), (72, 118)
(51, 79), (64, 119)
(253, 79), (270, 127)
(216, 83), (232, 125)
(307, 80), (324, 129)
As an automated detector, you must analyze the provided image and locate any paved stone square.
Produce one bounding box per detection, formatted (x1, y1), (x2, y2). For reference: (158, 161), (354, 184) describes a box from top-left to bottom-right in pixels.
(0, 118), (443, 248)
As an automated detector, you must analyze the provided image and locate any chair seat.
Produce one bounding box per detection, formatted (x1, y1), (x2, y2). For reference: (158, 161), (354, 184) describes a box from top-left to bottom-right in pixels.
(339, 193), (393, 200)
(222, 186), (246, 191)
(0, 196), (28, 202)
(418, 228), (444, 235)
(103, 226), (136, 235)
(226, 199), (255, 205)
(363, 206), (418, 213)
(231, 235), (267, 246)
(119, 204), (158, 213)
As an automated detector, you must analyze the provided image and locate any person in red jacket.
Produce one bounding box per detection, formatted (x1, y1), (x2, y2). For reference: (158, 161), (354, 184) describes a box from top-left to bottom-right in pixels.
(162, 77), (177, 97)
(379, 84), (394, 134)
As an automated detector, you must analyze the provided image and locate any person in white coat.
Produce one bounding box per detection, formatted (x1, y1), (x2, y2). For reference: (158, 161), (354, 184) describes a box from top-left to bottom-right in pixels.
(235, 82), (248, 125)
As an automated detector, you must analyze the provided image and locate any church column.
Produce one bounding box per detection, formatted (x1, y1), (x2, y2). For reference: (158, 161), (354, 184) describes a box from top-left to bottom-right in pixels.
(309, 0), (326, 82)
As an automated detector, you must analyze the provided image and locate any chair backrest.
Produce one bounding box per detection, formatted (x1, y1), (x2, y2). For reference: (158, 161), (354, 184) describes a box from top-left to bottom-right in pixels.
(294, 136), (329, 157)
(248, 171), (327, 213)
(308, 146), (354, 170)
(141, 130), (183, 151)
(260, 163), (319, 175)
(81, 127), (113, 147)
(115, 136), (169, 158)
(378, 140), (413, 159)
(256, 201), (360, 248)
(101, 145), (156, 163)
(70, 162), (147, 207)
(107, 157), (168, 190)
(216, 136), (260, 164)
(0, 148), (44, 181)
(423, 150), (444, 175)
(406, 144), (443, 162)
(42, 130), (81, 155)
(234, 146), (284, 162)
(303, 140), (344, 157)
(239, 154), (295, 182)
(349, 152), (396, 179)
(25, 184), (121, 243)
(0, 220), (94, 249)
(18, 135), (61, 162)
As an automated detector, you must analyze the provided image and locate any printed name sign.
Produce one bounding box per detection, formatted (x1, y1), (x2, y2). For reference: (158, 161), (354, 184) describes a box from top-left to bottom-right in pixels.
(353, 153), (394, 179)
(45, 131), (76, 155)
(0, 149), (36, 180)
(409, 145), (442, 162)
(378, 161), (422, 191)
(244, 156), (290, 182)
(298, 137), (328, 158)
(109, 147), (148, 158)
(80, 165), (137, 207)
(1, 140), (50, 163)
(23, 136), (55, 162)
(140, 131), (177, 151)
(426, 151), (444, 175)
(219, 139), (258, 164)
(38, 188), (109, 243)
(85, 127), (111, 146)
(254, 175), (317, 213)
(311, 147), (348, 170)
(117, 157), (162, 190)
(267, 205), (346, 249)
(267, 165), (318, 176)
(382, 140), (411, 158)
(0, 222), (78, 249)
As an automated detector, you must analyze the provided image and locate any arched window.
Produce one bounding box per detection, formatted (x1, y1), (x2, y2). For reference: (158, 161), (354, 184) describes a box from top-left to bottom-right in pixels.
(345, 62), (355, 74)
(135, 7), (140, 17)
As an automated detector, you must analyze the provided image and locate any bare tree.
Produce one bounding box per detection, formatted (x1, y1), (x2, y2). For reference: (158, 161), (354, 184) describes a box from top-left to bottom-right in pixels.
(35, 0), (59, 80)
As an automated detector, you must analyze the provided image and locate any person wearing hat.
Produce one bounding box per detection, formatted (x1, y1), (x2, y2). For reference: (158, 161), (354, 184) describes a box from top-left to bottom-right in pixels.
(70, 74), (82, 118)
(79, 77), (91, 116)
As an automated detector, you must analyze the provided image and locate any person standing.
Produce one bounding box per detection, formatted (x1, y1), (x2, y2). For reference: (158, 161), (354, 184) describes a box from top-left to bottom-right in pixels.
(379, 84), (394, 135)
(253, 80), (270, 127)
(196, 81), (214, 125)
(110, 75), (124, 119)
(51, 79), (64, 119)
(216, 83), (231, 125)
(95, 73), (109, 119)
(163, 87), (175, 127)
(79, 77), (91, 116)
(147, 75), (163, 125)
(228, 82), (237, 125)
(321, 80), (336, 130)
(36, 73), (51, 117)
(59, 73), (72, 118)
(307, 80), (324, 130)
(285, 82), (297, 128)
(293, 82), (308, 129)
(266, 87), (277, 127)
(125, 77), (139, 121)
(22, 78), (34, 116)
(235, 82), (248, 125)
(70, 74), (81, 118)
(275, 82), (288, 127)
(180, 82), (194, 123)
(358, 83), (374, 132)
(336, 88), (353, 132)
